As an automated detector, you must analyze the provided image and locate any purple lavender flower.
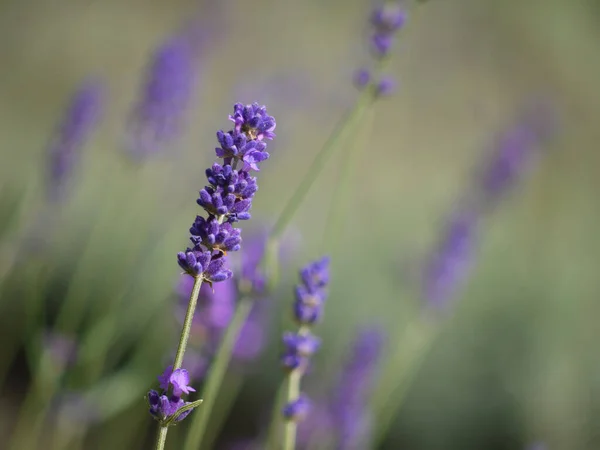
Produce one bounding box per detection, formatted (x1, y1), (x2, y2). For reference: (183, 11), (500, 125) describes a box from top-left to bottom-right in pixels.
(422, 208), (479, 310)
(215, 102), (276, 171)
(375, 76), (396, 97)
(178, 103), (275, 286)
(281, 332), (321, 371)
(282, 257), (330, 425)
(294, 256), (330, 325)
(127, 35), (196, 158)
(329, 327), (386, 449)
(353, 68), (372, 89)
(147, 366), (198, 423)
(283, 394), (311, 422)
(478, 107), (553, 205)
(354, 3), (406, 95)
(370, 3), (407, 58)
(47, 78), (104, 200)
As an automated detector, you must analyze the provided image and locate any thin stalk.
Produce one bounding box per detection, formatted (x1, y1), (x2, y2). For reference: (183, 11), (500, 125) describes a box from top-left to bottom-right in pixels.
(321, 105), (376, 252)
(371, 318), (438, 446)
(199, 373), (244, 450)
(183, 296), (253, 450)
(282, 370), (302, 450)
(173, 276), (203, 370)
(154, 275), (204, 450)
(263, 91), (376, 289)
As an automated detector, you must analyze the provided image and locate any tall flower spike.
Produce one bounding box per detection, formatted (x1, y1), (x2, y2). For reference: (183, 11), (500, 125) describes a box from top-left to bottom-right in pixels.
(329, 327), (386, 449)
(422, 208), (479, 311)
(155, 104), (275, 440)
(354, 2), (407, 95)
(281, 257), (331, 448)
(47, 78), (104, 201)
(127, 35), (196, 159)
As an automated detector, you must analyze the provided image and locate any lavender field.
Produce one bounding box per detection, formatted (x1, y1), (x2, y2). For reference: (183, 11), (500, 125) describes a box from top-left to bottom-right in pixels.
(0, 0), (599, 449)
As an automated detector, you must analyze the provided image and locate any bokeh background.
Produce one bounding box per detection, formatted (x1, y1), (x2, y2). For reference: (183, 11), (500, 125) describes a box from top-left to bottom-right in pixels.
(1, 0), (600, 449)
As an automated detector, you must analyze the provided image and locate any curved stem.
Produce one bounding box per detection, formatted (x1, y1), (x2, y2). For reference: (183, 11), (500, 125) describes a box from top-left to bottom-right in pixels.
(183, 296), (253, 450)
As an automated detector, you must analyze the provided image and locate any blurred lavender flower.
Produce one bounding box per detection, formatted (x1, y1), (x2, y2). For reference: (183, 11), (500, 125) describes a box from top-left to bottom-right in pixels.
(329, 327), (386, 449)
(127, 35), (196, 158)
(282, 257), (330, 424)
(47, 78), (104, 200)
(422, 209), (479, 310)
(354, 2), (406, 93)
(478, 105), (555, 207)
(421, 102), (557, 311)
(370, 3), (407, 58)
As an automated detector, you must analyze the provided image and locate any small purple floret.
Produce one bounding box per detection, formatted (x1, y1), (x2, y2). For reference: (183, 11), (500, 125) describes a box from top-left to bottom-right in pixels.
(283, 394), (311, 422)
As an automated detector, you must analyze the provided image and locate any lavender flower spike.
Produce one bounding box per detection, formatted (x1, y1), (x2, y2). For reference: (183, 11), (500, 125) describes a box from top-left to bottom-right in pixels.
(155, 103), (275, 446)
(330, 327), (386, 449)
(148, 366), (199, 424)
(127, 35), (196, 158)
(422, 208), (479, 311)
(47, 78), (104, 200)
(281, 257), (331, 450)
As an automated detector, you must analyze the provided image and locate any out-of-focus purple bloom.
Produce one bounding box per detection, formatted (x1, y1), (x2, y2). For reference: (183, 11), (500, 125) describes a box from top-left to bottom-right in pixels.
(42, 332), (78, 368)
(47, 78), (104, 200)
(353, 68), (372, 89)
(329, 327), (386, 449)
(375, 76), (396, 97)
(283, 394), (311, 422)
(422, 209), (479, 310)
(127, 35), (196, 158)
(281, 332), (321, 371)
(294, 257), (330, 325)
(370, 3), (407, 57)
(479, 107), (554, 205)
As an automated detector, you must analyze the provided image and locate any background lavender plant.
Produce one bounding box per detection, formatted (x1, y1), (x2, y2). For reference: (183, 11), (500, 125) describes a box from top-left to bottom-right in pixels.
(0, 1), (598, 450)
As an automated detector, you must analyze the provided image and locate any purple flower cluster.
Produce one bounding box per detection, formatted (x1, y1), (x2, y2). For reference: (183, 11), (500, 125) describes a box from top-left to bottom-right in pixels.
(422, 104), (555, 311)
(354, 3), (406, 97)
(47, 78), (104, 200)
(147, 366), (196, 423)
(177, 103), (276, 283)
(329, 327), (386, 449)
(281, 257), (330, 422)
(127, 35), (196, 158)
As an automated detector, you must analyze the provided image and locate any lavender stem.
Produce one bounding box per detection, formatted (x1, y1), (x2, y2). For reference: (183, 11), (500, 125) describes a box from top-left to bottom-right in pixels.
(182, 297), (254, 450)
(154, 275), (203, 450)
(283, 369), (302, 450)
(173, 276), (204, 370)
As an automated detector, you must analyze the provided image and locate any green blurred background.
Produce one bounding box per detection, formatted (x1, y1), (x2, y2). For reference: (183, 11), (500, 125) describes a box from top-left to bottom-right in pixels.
(1, 0), (600, 448)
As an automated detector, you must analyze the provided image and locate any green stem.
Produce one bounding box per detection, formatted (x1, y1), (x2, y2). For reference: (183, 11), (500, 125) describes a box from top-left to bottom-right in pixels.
(371, 319), (438, 446)
(282, 369), (302, 450)
(183, 296), (253, 450)
(155, 427), (168, 450)
(173, 276), (203, 370)
(321, 105), (376, 252)
(154, 275), (203, 450)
